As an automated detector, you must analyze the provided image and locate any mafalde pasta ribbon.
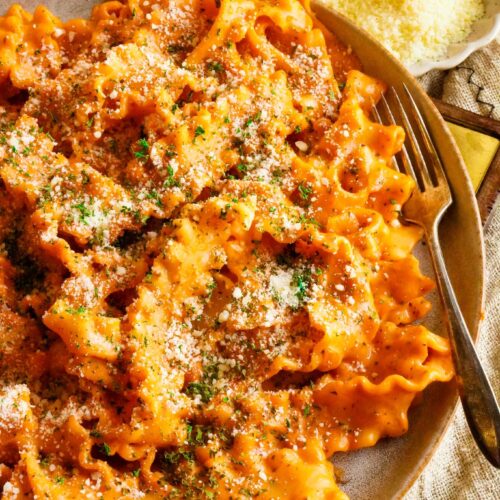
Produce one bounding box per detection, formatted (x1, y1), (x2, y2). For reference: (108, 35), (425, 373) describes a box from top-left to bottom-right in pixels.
(0, 0), (453, 498)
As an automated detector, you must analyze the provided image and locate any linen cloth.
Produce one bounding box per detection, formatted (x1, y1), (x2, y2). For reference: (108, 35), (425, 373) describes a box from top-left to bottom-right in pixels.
(419, 40), (500, 120)
(406, 41), (500, 500)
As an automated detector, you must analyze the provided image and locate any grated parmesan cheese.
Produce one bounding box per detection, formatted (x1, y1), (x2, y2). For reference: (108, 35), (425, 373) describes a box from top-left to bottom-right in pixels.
(0, 384), (30, 432)
(269, 269), (300, 310)
(321, 0), (485, 64)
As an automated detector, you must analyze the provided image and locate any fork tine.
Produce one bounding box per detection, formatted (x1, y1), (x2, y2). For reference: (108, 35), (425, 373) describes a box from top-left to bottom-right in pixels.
(371, 104), (383, 124)
(388, 87), (434, 191)
(378, 95), (418, 182)
(402, 84), (449, 186)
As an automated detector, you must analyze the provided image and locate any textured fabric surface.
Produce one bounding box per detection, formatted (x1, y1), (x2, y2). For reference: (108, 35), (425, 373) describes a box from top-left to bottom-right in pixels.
(406, 40), (500, 500)
(419, 39), (500, 120)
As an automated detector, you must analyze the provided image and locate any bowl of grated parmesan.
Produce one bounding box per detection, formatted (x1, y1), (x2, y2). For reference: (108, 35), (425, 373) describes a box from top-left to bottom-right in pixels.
(317, 0), (500, 75)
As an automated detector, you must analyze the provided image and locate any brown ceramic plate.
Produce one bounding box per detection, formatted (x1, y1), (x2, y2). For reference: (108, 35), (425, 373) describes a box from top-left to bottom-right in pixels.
(1, 0), (485, 498)
(312, 2), (485, 498)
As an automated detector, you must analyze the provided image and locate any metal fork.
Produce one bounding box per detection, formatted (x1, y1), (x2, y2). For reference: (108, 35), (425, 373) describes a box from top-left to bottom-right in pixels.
(372, 84), (500, 468)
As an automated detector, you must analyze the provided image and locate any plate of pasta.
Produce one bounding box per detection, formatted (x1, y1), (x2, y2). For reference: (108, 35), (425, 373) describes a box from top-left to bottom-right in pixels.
(0, 0), (483, 499)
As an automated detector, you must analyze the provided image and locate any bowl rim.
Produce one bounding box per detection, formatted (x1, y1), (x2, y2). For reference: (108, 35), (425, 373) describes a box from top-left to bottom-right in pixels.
(311, 2), (486, 497)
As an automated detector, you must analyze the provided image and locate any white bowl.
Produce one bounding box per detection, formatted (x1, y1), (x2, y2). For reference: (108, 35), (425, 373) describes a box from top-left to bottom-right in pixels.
(409, 0), (500, 76)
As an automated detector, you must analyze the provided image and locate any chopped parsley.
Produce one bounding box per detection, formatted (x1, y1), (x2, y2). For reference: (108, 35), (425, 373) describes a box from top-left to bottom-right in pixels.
(293, 267), (312, 305)
(164, 164), (180, 188)
(72, 201), (93, 224)
(100, 443), (111, 456)
(163, 449), (195, 467)
(244, 111), (261, 128)
(298, 183), (313, 201)
(65, 306), (87, 315)
(185, 381), (214, 404)
(167, 44), (186, 54)
(146, 189), (163, 208)
(134, 138), (149, 161)
(207, 61), (224, 73)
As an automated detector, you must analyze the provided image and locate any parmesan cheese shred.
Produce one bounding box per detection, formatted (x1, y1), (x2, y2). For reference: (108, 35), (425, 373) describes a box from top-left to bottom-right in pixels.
(323, 0), (485, 64)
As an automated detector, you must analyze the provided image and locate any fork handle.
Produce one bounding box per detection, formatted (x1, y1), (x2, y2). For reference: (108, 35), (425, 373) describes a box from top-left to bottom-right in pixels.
(427, 224), (500, 468)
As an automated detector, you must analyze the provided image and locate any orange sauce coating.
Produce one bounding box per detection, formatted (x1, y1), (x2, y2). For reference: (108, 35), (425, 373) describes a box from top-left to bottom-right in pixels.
(0, 1), (453, 498)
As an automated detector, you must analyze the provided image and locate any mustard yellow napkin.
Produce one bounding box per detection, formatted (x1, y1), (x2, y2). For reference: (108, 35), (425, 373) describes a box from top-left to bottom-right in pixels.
(447, 122), (499, 192)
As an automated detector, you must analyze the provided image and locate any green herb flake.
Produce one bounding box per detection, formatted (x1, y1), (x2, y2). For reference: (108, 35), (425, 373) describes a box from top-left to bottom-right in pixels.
(101, 443), (111, 456)
(65, 305), (87, 315)
(298, 183), (313, 201)
(134, 138), (149, 161)
(146, 189), (163, 208)
(72, 201), (93, 224)
(186, 382), (214, 403)
(293, 268), (312, 305)
(164, 164), (179, 188)
(208, 61), (224, 73)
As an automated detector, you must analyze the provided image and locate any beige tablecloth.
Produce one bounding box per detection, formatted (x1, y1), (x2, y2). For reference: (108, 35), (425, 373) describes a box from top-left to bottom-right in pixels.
(406, 40), (500, 500)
